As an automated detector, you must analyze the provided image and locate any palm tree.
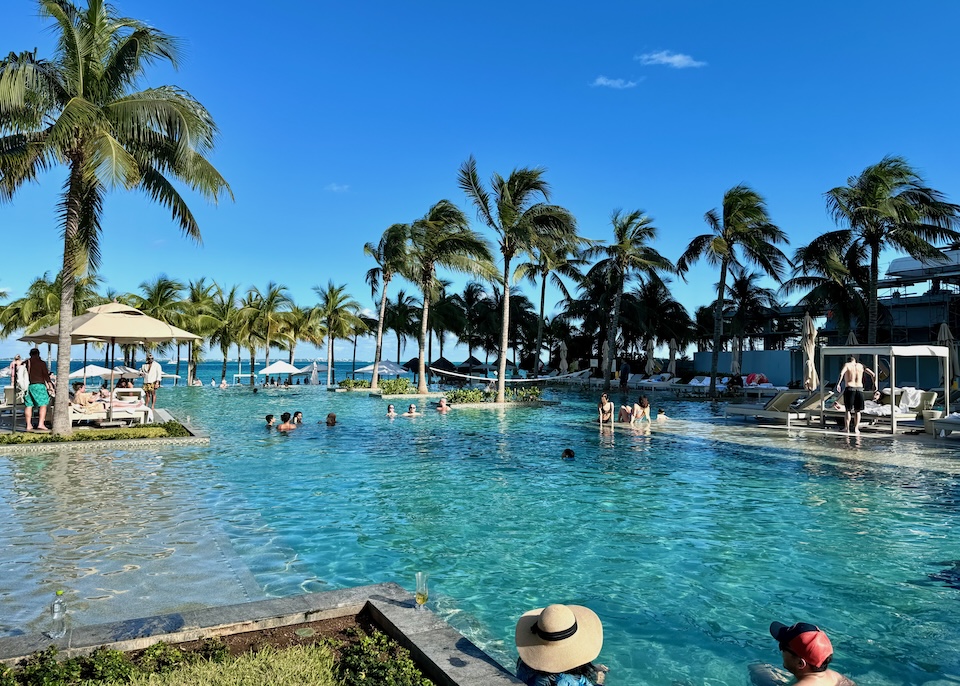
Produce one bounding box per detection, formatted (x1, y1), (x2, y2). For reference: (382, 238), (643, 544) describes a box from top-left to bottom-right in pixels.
(314, 281), (363, 386)
(516, 232), (587, 374)
(725, 270), (780, 352)
(458, 156), (574, 401)
(183, 279), (218, 385)
(820, 156), (960, 344)
(364, 223), (409, 391)
(457, 281), (494, 371)
(429, 283), (466, 363)
(208, 283), (241, 383)
(0, 0), (231, 434)
(406, 200), (492, 393)
(244, 282), (292, 373)
(129, 275), (185, 371)
(283, 305), (325, 371)
(384, 289), (419, 365)
(236, 292), (264, 385)
(620, 279), (693, 355)
(583, 210), (674, 389)
(677, 185), (789, 397)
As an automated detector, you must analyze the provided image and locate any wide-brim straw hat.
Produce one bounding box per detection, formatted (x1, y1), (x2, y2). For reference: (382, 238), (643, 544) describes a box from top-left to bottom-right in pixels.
(515, 604), (602, 673)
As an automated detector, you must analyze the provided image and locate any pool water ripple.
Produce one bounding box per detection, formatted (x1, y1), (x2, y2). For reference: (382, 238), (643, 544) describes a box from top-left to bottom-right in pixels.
(2, 385), (959, 684)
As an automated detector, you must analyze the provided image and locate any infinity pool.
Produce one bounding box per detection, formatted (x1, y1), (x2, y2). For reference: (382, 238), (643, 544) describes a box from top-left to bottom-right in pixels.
(2, 385), (959, 685)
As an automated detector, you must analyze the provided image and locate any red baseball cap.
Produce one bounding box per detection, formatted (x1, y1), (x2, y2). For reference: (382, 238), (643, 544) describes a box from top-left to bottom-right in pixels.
(770, 621), (833, 668)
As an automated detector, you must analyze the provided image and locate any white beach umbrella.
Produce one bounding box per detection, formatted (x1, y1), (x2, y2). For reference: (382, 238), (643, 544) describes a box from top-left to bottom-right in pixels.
(68, 364), (115, 380)
(846, 330), (859, 345)
(356, 360), (406, 376)
(667, 338), (678, 376)
(802, 313), (819, 391)
(645, 339), (655, 375)
(730, 337), (741, 376)
(258, 360), (302, 376)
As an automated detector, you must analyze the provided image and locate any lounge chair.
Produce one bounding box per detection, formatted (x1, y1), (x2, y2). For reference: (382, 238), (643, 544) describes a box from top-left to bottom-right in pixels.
(636, 373), (678, 391)
(932, 414), (960, 438)
(724, 390), (811, 427)
(69, 402), (152, 426)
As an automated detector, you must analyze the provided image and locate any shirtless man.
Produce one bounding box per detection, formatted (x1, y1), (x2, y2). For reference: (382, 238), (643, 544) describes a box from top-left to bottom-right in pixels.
(749, 621), (856, 686)
(598, 393), (614, 425)
(277, 412), (297, 431)
(437, 398), (450, 414)
(836, 355), (876, 434)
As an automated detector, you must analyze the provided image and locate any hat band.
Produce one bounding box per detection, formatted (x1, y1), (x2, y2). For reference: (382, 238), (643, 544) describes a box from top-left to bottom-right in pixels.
(531, 619), (578, 642)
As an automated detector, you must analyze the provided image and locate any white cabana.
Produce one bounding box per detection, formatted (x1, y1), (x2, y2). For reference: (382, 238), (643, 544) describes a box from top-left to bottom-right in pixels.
(355, 360), (406, 376)
(819, 344), (950, 433)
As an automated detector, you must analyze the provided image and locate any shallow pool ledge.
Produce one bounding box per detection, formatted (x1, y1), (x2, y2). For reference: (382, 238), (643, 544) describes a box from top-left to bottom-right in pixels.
(0, 583), (522, 686)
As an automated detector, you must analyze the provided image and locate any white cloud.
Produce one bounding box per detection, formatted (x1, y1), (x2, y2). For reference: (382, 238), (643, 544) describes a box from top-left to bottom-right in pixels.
(636, 50), (706, 68)
(591, 76), (639, 89)
(324, 183), (350, 193)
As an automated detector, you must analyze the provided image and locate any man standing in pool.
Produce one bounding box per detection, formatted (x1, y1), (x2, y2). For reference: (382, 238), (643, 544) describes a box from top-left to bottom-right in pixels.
(750, 621), (855, 686)
(836, 355), (875, 434)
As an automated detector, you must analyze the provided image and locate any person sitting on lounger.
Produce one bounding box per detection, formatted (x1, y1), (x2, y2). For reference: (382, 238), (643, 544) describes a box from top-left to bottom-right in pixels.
(71, 382), (106, 412)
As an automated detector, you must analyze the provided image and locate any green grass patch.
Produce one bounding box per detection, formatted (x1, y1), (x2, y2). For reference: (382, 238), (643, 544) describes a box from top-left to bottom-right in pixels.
(0, 421), (191, 445)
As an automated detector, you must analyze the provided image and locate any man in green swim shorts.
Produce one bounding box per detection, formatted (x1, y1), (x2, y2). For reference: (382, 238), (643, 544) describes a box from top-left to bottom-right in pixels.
(22, 348), (53, 431)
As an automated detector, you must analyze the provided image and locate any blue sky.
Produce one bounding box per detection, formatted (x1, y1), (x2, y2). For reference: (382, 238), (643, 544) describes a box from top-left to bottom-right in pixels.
(2, 0), (960, 362)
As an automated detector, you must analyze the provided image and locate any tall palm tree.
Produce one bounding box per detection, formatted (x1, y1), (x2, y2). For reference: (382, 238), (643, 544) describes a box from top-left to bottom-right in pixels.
(458, 156), (574, 401)
(236, 292), (264, 385)
(516, 232), (588, 374)
(583, 209), (674, 389)
(314, 281), (363, 386)
(724, 270), (780, 351)
(819, 156), (960, 343)
(429, 283), (466, 363)
(183, 278), (218, 385)
(384, 289), (419, 365)
(208, 283), (241, 383)
(457, 281), (494, 370)
(406, 199), (492, 393)
(283, 305), (325, 371)
(620, 279), (693, 355)
(364, 223), (409, 391)
(0, 0), (231, 434)
(244, 282), (292, 373)
(130, 275), (185, 367)
(677, 185), (789, 397)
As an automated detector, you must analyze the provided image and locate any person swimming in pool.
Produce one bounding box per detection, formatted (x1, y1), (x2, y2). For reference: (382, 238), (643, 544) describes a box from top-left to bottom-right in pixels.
(386, 404), (397, 418)
(402, 404), (422, 417)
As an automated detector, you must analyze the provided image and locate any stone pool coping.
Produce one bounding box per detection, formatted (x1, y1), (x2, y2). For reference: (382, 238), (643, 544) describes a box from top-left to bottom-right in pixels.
(0, 583), (522, 686)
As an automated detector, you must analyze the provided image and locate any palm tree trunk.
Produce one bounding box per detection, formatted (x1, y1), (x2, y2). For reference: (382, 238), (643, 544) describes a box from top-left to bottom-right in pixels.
(868, 244), (879, 344)
(220, 353), (227, 383)
(709, 259), (729, 397)
(371, 281), (390, 391)
(288, 342), (297, 384)
(604, 285), (623, 391)
(326, 332), (334, 386)
(535, 274), (547, 376)
(188, 341), (195, 385)
(175, 344), (181, 386)
(417, 284), (432, 395)
(249, 347), (256, 385)
(52, 164), (85, 435)
(497, 259), (511, 402)
(264, 325), (271, 372)
(396, 335), (401, 365)
(352, 335), (358, 380)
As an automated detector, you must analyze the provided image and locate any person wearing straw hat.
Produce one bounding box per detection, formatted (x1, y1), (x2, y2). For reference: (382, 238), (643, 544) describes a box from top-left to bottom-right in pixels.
(515, 603), (608, 685)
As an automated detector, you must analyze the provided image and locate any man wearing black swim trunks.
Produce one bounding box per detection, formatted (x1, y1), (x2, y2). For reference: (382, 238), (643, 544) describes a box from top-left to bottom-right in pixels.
(836, 355), (876, 434)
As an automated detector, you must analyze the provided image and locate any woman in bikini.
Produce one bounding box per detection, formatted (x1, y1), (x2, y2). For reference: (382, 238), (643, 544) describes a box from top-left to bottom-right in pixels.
(598, 393), (614, 425)
(618, 395), (651, 423)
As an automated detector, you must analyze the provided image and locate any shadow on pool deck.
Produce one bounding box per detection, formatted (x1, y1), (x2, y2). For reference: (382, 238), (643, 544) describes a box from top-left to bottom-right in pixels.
(0, 583), (522, 686)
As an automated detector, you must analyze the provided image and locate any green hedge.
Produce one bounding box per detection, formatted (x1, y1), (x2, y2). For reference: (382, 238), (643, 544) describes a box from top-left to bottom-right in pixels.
(338, 379), (371, 389)
(379, 378), (414, 395)
(0, 421), (191, 445)
(444, 386), (542, 404)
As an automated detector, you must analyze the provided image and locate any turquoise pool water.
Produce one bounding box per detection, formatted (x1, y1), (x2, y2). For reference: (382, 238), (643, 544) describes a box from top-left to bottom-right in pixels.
(2, 382), (959, 685)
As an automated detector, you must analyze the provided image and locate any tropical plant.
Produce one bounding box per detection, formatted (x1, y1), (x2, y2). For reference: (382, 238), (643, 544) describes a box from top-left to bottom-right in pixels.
(725, 269), (780, 349)
(583, 209), (674, 389)
(283, 305), (325, 370)
(458, 156), (574, 401)
(207, 284), (241, 383)
(384, 289), (419, 364)
(182, 278), (219, 384)
(0, 0), (231, 434)
(364, 223), (409, 391)
(429, 282), (466, 363)
(129, 275), (185, 372)
(405, 199), (492, 393)
(244, 282), (292, 374)
(819, 156), (960, 343)
(456, 281), (496, 370)
(677, 185), (789, 397)
(313, 281), (363, 386)
(516, 230), (587, 374)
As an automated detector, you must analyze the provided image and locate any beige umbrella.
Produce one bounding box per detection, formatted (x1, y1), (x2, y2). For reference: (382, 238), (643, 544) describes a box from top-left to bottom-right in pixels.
(667, 338), (678, 376)
(20, 302), (202, 345)
(802, 313), (819, 390)
(730, 337), (741, 376)
(846, 330), (859, 345)
(645, 339), (655, 375)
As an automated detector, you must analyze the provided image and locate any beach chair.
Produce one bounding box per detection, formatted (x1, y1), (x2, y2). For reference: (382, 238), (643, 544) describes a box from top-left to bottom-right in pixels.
(813, 389), (937, 433)
(933, 414), (960, 438)
(724, 390), (810, 427)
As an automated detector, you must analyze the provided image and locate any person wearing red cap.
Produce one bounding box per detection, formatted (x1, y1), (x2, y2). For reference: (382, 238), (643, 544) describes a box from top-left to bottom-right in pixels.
(768, 621), (855, 685)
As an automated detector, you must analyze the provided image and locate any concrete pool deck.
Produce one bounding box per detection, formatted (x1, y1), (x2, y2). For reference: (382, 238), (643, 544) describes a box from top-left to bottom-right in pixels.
(0, 584), (522, 686)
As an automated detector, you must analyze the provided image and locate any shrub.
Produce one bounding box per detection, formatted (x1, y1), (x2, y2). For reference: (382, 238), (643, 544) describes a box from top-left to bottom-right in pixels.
(338, 379), (371, 389)
(136, 641), (197, 674)
(379, 378), (413, 395)
(77, 647), (135, 682)
(445, 389), (484, 404)
(328, 628), (433, 686)
(0, 422), (190, 445)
